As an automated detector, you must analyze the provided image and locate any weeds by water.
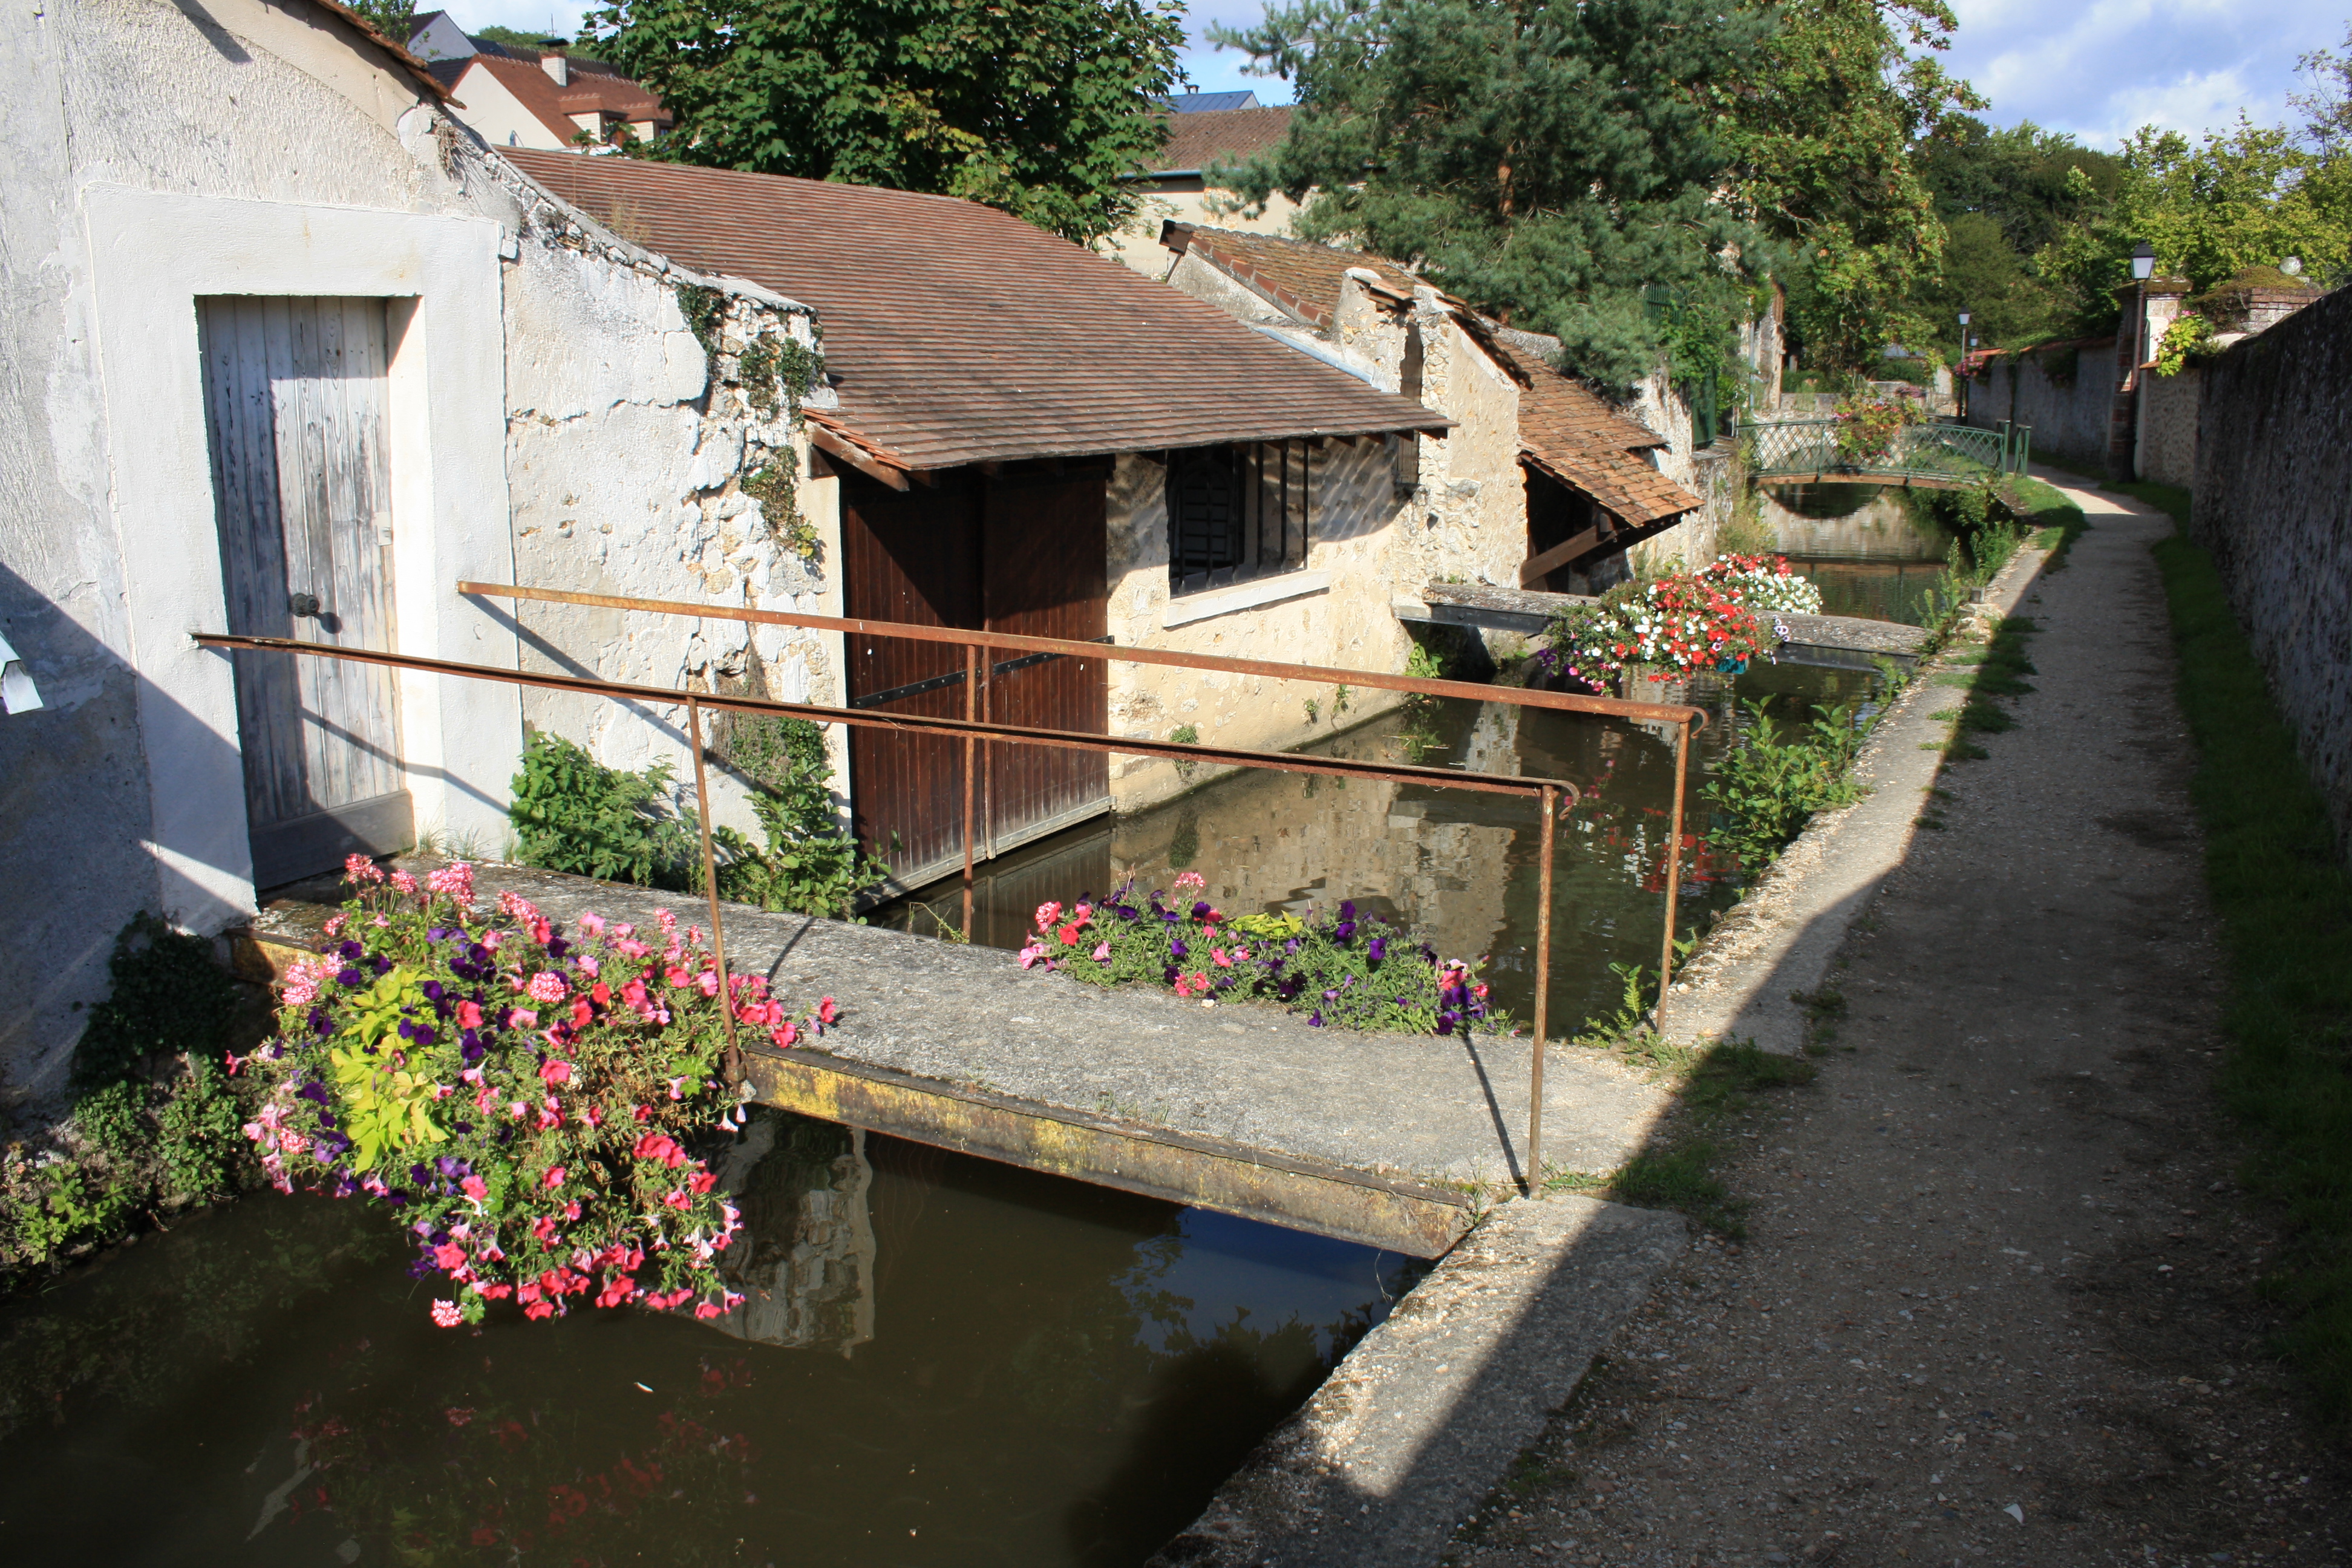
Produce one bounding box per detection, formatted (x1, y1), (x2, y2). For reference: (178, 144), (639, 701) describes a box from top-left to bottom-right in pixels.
(2152, 521), (2352, 1422)
(1702, 698), (1871, 873)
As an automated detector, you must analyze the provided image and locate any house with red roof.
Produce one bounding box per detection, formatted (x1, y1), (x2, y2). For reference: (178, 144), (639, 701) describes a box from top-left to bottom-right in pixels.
(1108, 100), (1304, 278)
(407, 13), (670, 150)
(1160, 223), (1714, 594)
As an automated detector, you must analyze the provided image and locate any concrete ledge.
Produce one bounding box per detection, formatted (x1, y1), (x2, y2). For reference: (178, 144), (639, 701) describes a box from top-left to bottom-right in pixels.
(1149, 1193), (1686, 1567)
(1163, 569), (1334, 628)
(1665, 542), (2051, 1054)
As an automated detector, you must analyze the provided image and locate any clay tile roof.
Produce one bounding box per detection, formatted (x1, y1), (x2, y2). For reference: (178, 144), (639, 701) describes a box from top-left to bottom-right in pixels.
(1483, 335), (1696, 523)
(503, 151), (1451, 472)
(1165, 224), (1420, 330)
(1155, 106), (1295, 176)
(1168, 227), (1696, 523)
(310, 0), (457, 105)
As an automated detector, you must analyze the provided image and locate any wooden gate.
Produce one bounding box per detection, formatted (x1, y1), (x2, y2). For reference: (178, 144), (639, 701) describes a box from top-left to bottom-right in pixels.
(841, 466), (1109, 889)
(198, 296), (411, 889)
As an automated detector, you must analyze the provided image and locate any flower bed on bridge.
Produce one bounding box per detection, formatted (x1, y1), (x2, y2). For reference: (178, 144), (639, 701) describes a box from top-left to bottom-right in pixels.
(1018, 873), (1504, 1036)
(241, 858), (832, 1328)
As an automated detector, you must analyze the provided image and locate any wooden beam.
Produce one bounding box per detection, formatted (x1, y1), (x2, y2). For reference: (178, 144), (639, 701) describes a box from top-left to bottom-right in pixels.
(806, 421), (912, 492)
(1518, 526), (1602, 587)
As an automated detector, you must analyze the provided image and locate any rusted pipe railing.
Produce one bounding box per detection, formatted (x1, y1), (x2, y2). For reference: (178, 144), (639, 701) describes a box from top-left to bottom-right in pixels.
(449, 580), (1715, 1192)
(197, 632), (1590, 1191)
(455, 580), (1708, 728)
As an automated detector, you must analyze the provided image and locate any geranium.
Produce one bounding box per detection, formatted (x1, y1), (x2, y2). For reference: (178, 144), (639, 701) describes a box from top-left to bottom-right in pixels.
(1534, 566), (1771, 687)
(1018, 886), (1504, 1036)
(1696, 554), (1822, 615)
(238, 861), (828, 1327)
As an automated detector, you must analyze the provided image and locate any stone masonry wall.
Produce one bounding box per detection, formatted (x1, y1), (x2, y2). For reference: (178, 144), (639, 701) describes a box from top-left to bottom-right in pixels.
(1964, 339), (2121, 466)
(2136, 365), (2201, 489)
(2190, 283), (2352, 854)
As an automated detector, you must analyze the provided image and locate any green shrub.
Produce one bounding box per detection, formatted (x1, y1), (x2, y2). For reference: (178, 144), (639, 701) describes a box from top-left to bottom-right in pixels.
(1702, 699), (1869, 874)
(155, 1054), (247, 1204)
(509, 731), (698, 890)
(709, 717), (887, 919)
(70, 914), (238, 1091)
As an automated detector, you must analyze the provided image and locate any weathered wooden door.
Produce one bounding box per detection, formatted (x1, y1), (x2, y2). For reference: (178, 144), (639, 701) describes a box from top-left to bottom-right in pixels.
(841, 472), (984, 885)
(198, 296), (411, 888)
(981, 469), (1109, 853)
(841, 466), (1109, 889)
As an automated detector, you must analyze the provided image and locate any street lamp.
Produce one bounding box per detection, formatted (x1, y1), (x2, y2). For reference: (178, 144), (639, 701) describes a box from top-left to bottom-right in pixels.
(2131, 242), (2156, 281)
(1955, 312), (1973, 419)
(2112, 243), (2158, 483)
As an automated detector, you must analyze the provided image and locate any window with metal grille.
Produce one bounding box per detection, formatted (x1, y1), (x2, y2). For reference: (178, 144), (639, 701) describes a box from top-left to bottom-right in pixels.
(1166, 440), (1312, 595)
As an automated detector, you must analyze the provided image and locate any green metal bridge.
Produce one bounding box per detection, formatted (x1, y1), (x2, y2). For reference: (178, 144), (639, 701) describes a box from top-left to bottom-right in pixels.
(1745, 416), (2034, 489)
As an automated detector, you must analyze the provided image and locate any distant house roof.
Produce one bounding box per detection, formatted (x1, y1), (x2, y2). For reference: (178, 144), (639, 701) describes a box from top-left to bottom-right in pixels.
(502, 152), (1450, 474)
(428, 53), (669, 145)
(1164, 223), (1701, 526)
(1151, 106), (1293, 177)
(1163, 90), (1259, 113)
(306, 0), (457, 105)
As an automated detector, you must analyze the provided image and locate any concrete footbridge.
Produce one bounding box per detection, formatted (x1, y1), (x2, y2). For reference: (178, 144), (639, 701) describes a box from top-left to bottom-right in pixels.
(1743, 414), (2033, 490)
(237, 861), (1674, 1260)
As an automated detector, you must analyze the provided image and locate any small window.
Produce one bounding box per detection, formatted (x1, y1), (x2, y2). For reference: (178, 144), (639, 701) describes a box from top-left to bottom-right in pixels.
(1167, 440), (1312, 595)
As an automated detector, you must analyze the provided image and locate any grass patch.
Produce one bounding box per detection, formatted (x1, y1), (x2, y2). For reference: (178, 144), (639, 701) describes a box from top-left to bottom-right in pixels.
(1996, 475), (2089, 569)
(2110, 479), (2191, 528)
(2152, 526), (2352, 1422)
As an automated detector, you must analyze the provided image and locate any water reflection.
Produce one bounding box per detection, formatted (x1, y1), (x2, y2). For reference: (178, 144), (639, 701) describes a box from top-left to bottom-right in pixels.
(0, 1116), (1416, 1567)
(1760, 482), (1961, 626)
(887, 664), (1877, 1033)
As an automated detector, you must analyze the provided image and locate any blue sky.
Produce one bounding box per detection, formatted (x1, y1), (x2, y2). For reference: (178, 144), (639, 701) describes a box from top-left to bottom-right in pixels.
(454, 0), (2351, 148)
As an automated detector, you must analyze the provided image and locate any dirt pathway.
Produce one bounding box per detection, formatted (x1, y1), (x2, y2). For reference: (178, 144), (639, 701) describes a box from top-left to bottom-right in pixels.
(1452, 479), (2352, 1567)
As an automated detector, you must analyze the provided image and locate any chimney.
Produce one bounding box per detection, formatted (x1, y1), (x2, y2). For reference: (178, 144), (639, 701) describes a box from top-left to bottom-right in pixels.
(541, 41), (568, 87)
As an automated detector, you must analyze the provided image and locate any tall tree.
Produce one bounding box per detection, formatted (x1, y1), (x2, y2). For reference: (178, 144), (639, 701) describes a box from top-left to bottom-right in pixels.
(2037, 117), (2352, 327)
(581, 0), (1186, 244)
(1210, 0), (1772, 393)
(1717, 0), (1981, 372)
(1907, 119), (2120, 355)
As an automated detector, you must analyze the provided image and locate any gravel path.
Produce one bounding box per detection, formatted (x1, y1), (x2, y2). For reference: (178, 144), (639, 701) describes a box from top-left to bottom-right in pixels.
(1446, 479), (2352, 1567)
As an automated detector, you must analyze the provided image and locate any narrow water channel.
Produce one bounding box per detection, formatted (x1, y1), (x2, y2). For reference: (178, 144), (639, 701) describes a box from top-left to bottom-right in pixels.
(886, 660), (1876, 1036)
(0, 1114), (1416, 1566)
(1762, 481), (1962, 626)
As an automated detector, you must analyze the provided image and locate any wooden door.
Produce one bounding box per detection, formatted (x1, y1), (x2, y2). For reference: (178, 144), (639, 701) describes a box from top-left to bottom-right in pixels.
(841, 472), (982, 886)
(198, 296), (411, 888)
(982, 469), (1109, 852)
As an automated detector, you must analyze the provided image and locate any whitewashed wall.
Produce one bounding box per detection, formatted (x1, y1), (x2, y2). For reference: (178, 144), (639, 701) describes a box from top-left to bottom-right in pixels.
(0, 0), (825, 1096)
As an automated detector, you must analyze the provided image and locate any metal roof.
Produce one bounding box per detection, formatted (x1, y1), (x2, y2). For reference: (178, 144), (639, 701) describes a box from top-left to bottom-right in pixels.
(503, 151), (1449, 472)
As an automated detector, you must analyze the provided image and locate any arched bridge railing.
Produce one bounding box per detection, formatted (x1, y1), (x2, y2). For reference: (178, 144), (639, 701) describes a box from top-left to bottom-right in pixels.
(1745, 417), (2033, 489)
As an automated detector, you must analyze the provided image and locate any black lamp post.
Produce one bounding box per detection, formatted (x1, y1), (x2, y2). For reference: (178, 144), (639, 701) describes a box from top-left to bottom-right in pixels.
(1956, 311), (1971, 419)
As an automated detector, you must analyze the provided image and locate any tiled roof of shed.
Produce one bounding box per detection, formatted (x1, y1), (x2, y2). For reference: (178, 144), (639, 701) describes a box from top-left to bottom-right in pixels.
(504, 151), (1449, 471)
(1166, 226), (1699, 524)
(1155, 106), (1295, 176)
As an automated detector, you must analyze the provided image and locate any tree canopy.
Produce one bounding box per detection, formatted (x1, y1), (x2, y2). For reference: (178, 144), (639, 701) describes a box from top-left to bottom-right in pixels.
(580, 0), (1186, 244)
(1719, 0), (1979, 374)
(1210, 0), (1772, 393)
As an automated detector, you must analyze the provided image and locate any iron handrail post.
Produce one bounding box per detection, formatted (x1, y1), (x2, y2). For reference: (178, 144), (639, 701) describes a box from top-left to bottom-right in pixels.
(962, 642), (979, 938)
(684, 696), (742, 1085)
(1528, 783), (1556, 1196)
(1657, 715), (1691, 1024)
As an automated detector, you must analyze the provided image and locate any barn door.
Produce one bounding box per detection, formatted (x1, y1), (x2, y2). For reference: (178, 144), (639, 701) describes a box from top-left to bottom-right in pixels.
(841, 472), (983, 886)
(981, 469), (1109, 853)
(198, 296), (411, 889)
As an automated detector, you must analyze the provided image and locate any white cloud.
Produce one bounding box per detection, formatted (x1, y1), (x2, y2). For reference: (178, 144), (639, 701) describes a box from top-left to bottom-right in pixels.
(1938, 0), (2345, 145)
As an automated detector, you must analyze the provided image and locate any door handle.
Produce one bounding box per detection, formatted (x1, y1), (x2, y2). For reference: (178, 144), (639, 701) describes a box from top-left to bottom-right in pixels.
(289, 591), (322, 619)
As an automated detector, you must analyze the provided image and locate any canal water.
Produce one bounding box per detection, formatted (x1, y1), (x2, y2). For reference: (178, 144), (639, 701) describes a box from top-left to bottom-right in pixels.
(1762, 481), (1961, 626)
(885, 658), (1877, 1037)
(0, 1114), (1418, 1566)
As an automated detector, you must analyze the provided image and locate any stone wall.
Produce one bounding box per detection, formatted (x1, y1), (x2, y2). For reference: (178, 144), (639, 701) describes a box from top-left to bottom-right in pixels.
(1962, 338), (2121, 466)
(2190, 283), (2352, 852)
(2136, 365), (2201, 489)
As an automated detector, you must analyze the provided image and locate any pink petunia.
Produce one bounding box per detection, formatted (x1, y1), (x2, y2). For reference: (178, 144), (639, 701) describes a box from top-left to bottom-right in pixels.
(540, 1059), (572, 1086)
(544, 1166), (566, 1189)
(1092, 942), (1111, 961)
(460, 1175), (488, 1201)
(509, 1007), (538, 1030)
(817, 996), (838, 1026)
